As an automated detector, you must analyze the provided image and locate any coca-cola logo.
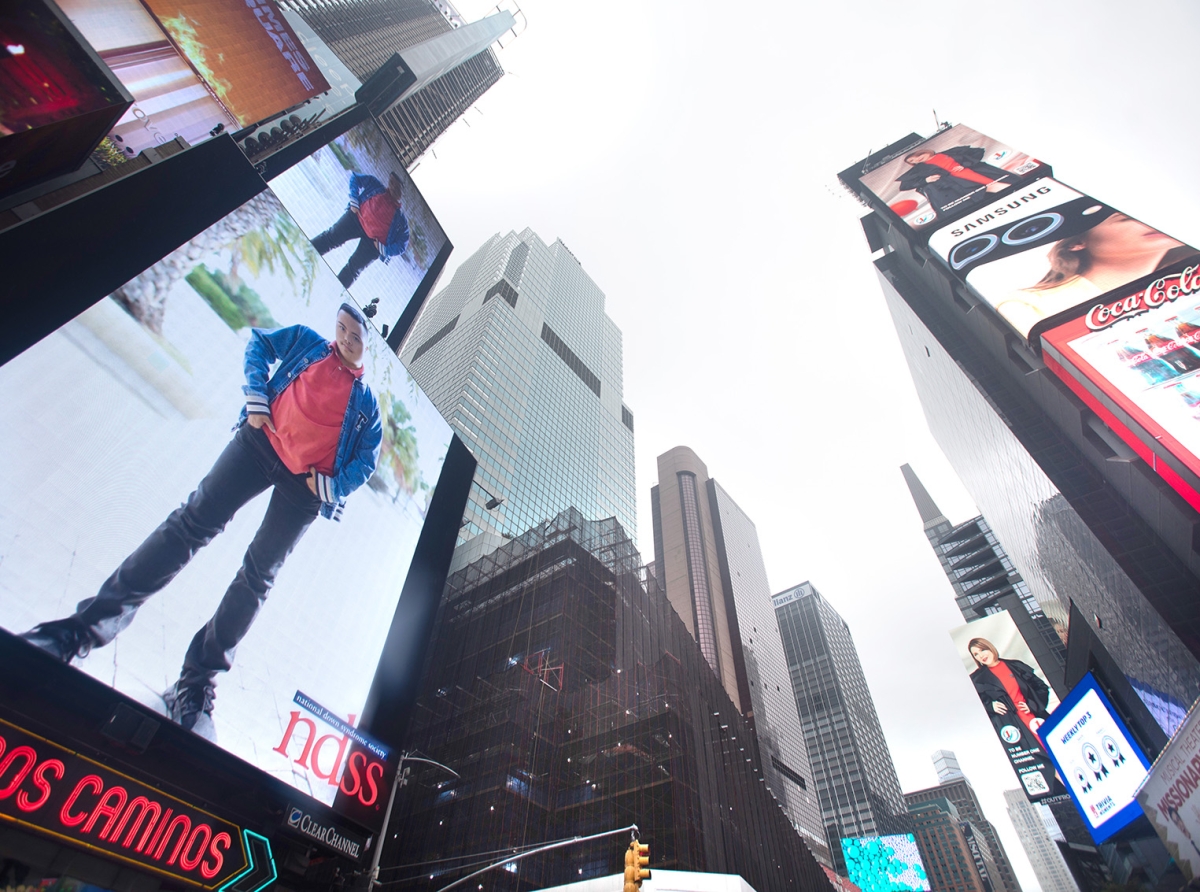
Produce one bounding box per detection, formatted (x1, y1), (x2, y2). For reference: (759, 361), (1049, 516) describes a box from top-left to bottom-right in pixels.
(1085, 265), (1200, 331)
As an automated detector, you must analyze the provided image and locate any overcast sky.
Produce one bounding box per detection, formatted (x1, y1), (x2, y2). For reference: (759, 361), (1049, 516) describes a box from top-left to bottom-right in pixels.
(407, 2), (1200, 888)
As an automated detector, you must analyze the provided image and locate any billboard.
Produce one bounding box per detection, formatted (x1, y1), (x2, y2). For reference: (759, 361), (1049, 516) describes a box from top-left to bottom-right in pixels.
(1136, 696), (1200, 881)
(0, 0), (133, 195)
(950, 611), (1064, 801)
(56, 0), (235, 158)
(927, 178), (1200, 339)
(851, 124), (1046, 234)
(139, 0), (329, 129)
(840, 834), (931, 892)
(1040, 265), (1200, 512)
(270, 118), (451, 334)
(0, 187), (451, 823)
(1037, 672), (1151, 843)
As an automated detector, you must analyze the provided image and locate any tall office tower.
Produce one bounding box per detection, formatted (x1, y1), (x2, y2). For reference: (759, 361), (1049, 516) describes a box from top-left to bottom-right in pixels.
(839, 131), (1200, 744)
(401, 229), (636, 559)
(649, 447), (830, 865)
(773, 582), (907, 872)
(281, 0), (505, 167)
(907, 760), (1022, 892)
(384, 509), (832, 892)
(1004, 790), (1079, 892)
(933, 750), (965, 783)
(901, 464), (1067, 687)
(905, 797), (996, 892)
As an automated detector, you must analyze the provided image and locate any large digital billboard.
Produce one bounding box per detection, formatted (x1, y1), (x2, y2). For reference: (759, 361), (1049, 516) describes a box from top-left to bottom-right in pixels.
(840, 834), (930, 892)
(1136, 696), (1200, 882)
(1040, 265), (1200, 512)
(139, 0), (329, 129)
(1038, 672), (1151, 843)
(950, 611), (1064, 801)
(0, 187), (451, 822)
(851, 124), (1047, 235)
(0, 0), (133, 195)
(57, 0), (235, 158)
(927, 178), (1200, 339)
(270, 118), (451, 334)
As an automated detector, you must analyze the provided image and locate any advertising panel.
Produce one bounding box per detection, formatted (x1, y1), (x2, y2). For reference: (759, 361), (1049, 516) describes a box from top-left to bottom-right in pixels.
(1037, 672), (1151, 843)
(840, 834), (931, 892)
(270, 119), (450, 332)
(1136, 696), (1200, 881)
(950, 612), (1064, 801)
(0, 0), (133, 195)
(927, 178), (1200, 339)
(0, 187), (451, 823)
(852, 124), (1046, 234)
(1040, 265), (1200, 511)
(56, 0), (235, 158)
(139, 0), (329, 129)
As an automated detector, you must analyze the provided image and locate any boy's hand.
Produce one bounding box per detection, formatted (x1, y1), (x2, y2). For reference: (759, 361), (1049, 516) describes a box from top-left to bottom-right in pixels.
(248, 413), (276, 433)
(307, 468), (319, 497)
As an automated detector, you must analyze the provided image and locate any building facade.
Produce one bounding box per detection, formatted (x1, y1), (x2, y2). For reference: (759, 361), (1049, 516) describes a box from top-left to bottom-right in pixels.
(281, 0), (505, 167)
(906, 774), (1022, 892)
(382, 509), (831, 892)
(649, 447), (829, 864)
(401, 229), (636, 559)
(1003, 790), (1079, 892)
(905, 797), (993, 892)
(773, 582), (907, 871)
(900, 464), (1068, 690)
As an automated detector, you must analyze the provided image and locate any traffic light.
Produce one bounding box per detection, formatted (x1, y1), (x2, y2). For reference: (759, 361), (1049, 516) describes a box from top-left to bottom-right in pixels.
(624, 840), (650, 892)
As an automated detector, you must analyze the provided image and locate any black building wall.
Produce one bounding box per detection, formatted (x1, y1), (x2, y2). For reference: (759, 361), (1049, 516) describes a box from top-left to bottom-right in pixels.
(381, 509), (831, 892)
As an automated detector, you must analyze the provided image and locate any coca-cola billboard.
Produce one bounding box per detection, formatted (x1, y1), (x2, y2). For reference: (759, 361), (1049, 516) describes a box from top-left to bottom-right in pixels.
(1040, 264), (1200, 511)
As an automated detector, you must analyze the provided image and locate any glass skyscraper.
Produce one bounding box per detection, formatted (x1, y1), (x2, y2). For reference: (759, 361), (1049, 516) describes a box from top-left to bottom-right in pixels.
(773, 582), (907, 872)
(1004, 789), (1080, 892)
(401, 228), (636, 560)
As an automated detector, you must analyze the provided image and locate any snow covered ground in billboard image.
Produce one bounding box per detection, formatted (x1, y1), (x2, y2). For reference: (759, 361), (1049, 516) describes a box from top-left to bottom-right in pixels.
(0, 189), (450, 808)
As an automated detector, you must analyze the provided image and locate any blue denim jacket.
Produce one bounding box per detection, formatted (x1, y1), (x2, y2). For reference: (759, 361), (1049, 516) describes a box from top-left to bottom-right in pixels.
(239, 324), (381, 521)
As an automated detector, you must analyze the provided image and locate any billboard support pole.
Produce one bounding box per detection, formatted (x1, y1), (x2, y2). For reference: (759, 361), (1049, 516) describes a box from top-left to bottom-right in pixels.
(367, 754), (460, 891)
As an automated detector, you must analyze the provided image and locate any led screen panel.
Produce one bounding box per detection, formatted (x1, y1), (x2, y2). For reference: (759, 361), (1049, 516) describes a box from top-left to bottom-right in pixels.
(1136, 695), (1200, 882)
(852, 124), (1047, 234)
(0, 0), (133, 194)
(1040, 265), (1200, 512)
(0, 188), (451, 821)
(927, 178), (1200, 339)
(949, 611), (1065, 801)
(56, 0), (234, 158)
(139, 0), (329, 129)
(1038, 672), (1151, 843)
(270, 118), (450, 333)
(840, 834), (931, 892)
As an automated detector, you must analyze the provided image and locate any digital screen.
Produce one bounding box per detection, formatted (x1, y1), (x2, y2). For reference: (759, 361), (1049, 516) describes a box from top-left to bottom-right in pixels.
(853, 124), (1046, 234)
(949, 611), (1064, 801)
(1038, 672), (1151, 843)
(56, 0), (235, 158)
(270, 118), (450, 333)
(1136, 695), (1200, 882)
(0, 0), (132, 194)
(0, 188), (451, 819)
(840, 834), (931, 892)
(927, 178), (1200, 339)
(139, 0), (329, 129)
(1040, 265), (1200, 512)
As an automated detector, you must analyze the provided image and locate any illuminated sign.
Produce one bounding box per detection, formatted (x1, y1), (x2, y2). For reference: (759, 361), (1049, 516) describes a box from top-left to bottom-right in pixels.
(1040, 265), (1200, 512)
(1136, 695), (1200, 882)
(0, 718), (275, 890)
(1038, 672), (1151, 843)
(840, 834), (930, 892)
(283, 802), (367, 861)
(949, 611), (1065, 802)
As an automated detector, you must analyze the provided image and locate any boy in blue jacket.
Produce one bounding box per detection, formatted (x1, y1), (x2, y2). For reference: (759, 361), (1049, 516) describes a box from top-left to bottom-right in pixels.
(22, 304), (382, 741)
(312, 171), (410, 288)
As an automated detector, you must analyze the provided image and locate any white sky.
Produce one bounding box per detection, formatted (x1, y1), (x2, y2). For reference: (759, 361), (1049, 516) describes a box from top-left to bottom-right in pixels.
(407, 2), (1200, 889)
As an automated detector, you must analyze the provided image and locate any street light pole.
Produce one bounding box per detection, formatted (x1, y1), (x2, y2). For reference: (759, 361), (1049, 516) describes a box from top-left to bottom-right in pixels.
(367, 753), (459, 892)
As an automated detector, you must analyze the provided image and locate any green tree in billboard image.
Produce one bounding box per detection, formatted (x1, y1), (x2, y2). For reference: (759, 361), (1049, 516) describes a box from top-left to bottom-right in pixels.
(841, 835), (930, 892)
(0, 190), (450, 808)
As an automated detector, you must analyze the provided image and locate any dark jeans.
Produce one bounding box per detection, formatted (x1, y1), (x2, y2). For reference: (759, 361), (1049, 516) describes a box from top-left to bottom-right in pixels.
(312, 210), (378, 288)
(74, 424), (320, 685)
